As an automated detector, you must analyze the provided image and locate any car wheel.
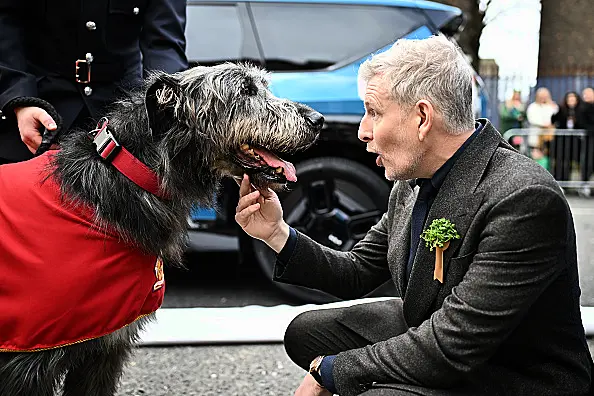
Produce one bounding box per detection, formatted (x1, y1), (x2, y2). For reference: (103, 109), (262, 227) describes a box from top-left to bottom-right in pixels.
(252, 157), (394, 303)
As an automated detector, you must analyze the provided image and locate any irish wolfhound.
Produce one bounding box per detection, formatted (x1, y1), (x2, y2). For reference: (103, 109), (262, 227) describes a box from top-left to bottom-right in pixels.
(0, 63), (322, 396)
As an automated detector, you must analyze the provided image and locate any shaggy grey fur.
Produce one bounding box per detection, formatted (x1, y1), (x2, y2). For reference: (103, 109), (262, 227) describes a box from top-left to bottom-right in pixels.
(0, 63), (322, 396)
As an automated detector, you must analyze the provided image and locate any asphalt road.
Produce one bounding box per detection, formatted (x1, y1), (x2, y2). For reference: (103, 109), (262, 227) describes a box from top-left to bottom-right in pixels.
(115, 196), (594, 396)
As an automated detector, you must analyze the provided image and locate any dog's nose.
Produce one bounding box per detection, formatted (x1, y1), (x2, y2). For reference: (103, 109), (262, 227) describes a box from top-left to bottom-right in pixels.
(305, 110), (324, 130)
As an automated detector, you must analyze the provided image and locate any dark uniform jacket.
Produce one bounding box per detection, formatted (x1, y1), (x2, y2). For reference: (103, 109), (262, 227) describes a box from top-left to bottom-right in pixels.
(0, 0), (188, 162)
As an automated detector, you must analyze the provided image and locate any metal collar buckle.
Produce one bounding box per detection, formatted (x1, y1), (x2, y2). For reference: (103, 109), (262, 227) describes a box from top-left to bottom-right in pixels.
(91, 118), (121, 162)
(75, 59), (91, 83)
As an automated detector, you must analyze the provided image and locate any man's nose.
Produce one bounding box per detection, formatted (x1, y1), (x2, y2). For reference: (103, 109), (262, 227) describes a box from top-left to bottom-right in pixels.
(358, 116), (372, 142)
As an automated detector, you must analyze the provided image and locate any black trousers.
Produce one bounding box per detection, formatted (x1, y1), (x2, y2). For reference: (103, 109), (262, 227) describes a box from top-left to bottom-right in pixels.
(284, 299), (460, 396)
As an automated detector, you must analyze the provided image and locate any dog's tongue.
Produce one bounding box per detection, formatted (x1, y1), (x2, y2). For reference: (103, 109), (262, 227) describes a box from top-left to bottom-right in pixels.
(253, 148), (297, 182)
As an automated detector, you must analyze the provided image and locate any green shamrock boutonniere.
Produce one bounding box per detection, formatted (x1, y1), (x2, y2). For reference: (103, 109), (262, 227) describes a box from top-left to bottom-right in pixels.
(420, 218), (460, 283)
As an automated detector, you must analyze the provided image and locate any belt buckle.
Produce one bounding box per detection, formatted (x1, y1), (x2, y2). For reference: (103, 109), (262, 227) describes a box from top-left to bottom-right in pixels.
(75, 59), (91, 83)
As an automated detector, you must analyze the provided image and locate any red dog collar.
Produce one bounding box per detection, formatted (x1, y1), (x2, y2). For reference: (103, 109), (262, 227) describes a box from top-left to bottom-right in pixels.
(90, 118), (169, 199)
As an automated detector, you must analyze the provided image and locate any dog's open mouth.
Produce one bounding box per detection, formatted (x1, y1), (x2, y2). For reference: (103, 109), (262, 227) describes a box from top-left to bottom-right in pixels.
(236, 143), (297, 183)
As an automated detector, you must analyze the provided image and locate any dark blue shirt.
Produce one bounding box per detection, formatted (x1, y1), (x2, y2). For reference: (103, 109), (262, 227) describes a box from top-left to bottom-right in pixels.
(276, 122), (483, 394)
(405, 122), (482, 284)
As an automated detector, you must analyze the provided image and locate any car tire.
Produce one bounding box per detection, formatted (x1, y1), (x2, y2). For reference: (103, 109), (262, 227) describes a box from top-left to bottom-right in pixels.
(252, 156), (396, 303)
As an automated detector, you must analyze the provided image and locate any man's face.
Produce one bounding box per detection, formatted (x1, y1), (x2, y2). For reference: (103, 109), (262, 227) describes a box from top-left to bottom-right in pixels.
(358, 76), (424, 181)
(583, 88), (594, 104)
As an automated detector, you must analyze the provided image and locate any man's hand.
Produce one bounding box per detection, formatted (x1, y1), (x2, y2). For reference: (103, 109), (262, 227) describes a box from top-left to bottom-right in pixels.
(14, 106), (57, 153)
(294, 374), (333, 396)
(234, 174), (290, 253)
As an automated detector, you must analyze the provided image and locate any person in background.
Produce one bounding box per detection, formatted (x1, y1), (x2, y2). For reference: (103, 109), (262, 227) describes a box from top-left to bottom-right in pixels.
(0, 0), (188, 164)
(526, 87), (559, 170)
(551, 91), (585, 182)
(499, 89), (525, 133)
(578, 87), (594, 192)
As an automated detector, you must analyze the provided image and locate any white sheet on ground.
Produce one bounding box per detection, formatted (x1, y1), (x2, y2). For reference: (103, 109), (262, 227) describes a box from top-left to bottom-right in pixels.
(138, 299), (594, 345)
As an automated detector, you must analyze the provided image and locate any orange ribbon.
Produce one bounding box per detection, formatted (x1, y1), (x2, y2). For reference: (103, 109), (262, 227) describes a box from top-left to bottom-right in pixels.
(434, 240), (450, 283)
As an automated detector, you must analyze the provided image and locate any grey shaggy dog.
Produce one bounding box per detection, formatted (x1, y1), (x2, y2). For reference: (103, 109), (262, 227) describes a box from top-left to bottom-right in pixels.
(0, 63), (322, 396)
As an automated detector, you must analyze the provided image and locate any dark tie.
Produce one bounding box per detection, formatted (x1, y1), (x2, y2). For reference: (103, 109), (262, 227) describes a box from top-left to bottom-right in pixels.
(406, 180), (435, 284)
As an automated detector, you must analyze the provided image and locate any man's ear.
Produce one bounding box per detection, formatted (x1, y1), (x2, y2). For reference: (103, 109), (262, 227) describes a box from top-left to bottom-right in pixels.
(415, 100), (433, 142)
(145, 72), (181, 137)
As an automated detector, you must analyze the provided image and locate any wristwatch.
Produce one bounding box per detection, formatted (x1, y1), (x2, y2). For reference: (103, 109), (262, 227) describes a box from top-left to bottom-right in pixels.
(309, 355), (325, 386)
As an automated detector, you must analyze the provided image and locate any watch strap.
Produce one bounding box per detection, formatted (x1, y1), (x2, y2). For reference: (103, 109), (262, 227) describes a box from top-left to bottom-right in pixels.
(309, 355), (325, 386)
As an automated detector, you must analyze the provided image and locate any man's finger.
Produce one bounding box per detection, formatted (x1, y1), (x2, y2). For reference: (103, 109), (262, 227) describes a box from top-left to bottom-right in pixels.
(236, 190), (260, 213)
(21, 129), (42, 152)
(24, 138), (40, 153)
(33, 108), (57, 130)
(260, 187), (276, 199)
(239, 174), (253, 197)
(234, 203), (260, 224)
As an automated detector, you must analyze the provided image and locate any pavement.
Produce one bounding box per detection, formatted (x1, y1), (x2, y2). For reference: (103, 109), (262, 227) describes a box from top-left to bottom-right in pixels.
(114, 196), (594, 396)
(117, 345), (303, 396)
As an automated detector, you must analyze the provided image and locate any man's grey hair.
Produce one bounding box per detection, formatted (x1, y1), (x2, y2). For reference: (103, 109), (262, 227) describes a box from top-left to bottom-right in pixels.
(358, 35), (475, 134)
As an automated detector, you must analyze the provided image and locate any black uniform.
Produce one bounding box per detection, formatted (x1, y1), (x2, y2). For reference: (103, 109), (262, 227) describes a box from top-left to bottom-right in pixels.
(0, 0), (188, 163)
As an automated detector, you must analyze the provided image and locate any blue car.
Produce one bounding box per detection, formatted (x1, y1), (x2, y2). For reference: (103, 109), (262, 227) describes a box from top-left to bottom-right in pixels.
(184, 0), (488, 302)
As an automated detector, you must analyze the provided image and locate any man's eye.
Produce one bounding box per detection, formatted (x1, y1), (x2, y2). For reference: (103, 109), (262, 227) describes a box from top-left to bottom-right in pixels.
(369, 109), (377, 118)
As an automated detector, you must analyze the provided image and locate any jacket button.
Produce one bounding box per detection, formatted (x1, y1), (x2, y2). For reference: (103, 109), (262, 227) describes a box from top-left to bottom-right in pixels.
(85, 21), (96, 31)
(133, 7), (139, 14)
(84, 86), (93, 96)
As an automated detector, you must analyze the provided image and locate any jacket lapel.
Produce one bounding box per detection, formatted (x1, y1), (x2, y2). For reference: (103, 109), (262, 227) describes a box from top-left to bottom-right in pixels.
(402, 120), (503, 327)
(390, 181), (416, 296)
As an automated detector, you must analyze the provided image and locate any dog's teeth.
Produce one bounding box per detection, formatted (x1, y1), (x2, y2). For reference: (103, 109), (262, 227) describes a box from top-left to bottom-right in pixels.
(248, 149), (255, 156)
(241, 144), (250, 151)
(275, 167), (284, 174)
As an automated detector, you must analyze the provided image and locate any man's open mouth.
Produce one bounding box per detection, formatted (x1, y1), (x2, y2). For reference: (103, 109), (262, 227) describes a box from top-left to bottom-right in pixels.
(235, 143), (297, 182)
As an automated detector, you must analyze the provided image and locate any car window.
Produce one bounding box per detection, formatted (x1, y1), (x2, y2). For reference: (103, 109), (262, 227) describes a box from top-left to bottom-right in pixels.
(249, 3), (426, 71)
(185, 3), (261, 66)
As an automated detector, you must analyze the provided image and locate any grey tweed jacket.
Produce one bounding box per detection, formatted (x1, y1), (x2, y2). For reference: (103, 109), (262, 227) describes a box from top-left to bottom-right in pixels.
(274, 120), (592, 396)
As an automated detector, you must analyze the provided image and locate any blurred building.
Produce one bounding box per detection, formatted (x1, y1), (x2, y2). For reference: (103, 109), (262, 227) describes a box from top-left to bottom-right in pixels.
(537, 0), (594, 102)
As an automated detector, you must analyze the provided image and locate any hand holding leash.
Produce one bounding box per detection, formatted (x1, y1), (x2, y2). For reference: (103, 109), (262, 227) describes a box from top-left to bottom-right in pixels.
(14, 106), (57, 154)
(235, 174), (290, 253)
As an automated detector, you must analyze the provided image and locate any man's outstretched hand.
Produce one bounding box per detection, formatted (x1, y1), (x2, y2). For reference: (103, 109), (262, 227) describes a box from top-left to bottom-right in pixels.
(234, 174), (290, 253)
(14, 106), (57, 153)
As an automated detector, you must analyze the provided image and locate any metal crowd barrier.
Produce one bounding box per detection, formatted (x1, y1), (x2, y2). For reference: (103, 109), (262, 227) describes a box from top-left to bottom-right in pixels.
(502, 128), (594, 195)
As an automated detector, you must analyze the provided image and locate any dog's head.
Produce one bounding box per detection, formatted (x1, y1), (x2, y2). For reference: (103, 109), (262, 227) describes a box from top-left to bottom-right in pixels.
(144, 63), (322, 190)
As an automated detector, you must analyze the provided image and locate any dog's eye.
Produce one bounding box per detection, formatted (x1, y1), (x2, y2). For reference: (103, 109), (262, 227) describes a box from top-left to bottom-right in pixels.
(241, 81), (258, 96)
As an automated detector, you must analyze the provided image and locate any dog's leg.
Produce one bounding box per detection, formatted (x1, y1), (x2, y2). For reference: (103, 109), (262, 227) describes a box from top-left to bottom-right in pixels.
(61, 341), (131, 396)
(0, 350), (65, 396)
(62, 317), (151, 396)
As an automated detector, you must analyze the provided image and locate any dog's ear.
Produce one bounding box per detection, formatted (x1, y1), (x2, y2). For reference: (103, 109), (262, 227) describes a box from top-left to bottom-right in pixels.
(145, 73), (181, 136)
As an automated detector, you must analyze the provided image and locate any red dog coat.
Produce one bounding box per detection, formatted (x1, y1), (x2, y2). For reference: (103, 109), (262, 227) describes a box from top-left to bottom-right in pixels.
(0, 152), (165, 351)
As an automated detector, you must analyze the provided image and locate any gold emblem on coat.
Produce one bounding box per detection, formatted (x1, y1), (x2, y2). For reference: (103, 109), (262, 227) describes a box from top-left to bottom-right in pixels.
(153, 257), (165, 291)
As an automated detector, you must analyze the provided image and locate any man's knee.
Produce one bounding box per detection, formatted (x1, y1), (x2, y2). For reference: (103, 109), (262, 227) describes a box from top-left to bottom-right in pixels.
(284, 310), (319, 370)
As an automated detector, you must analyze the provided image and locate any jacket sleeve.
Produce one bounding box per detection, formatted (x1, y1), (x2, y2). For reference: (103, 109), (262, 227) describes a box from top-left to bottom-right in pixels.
(272, 184), (401, 300)
(0, 0), (37, 111)
(332, 184), (570, 395)
(140, 0), (188, 76)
